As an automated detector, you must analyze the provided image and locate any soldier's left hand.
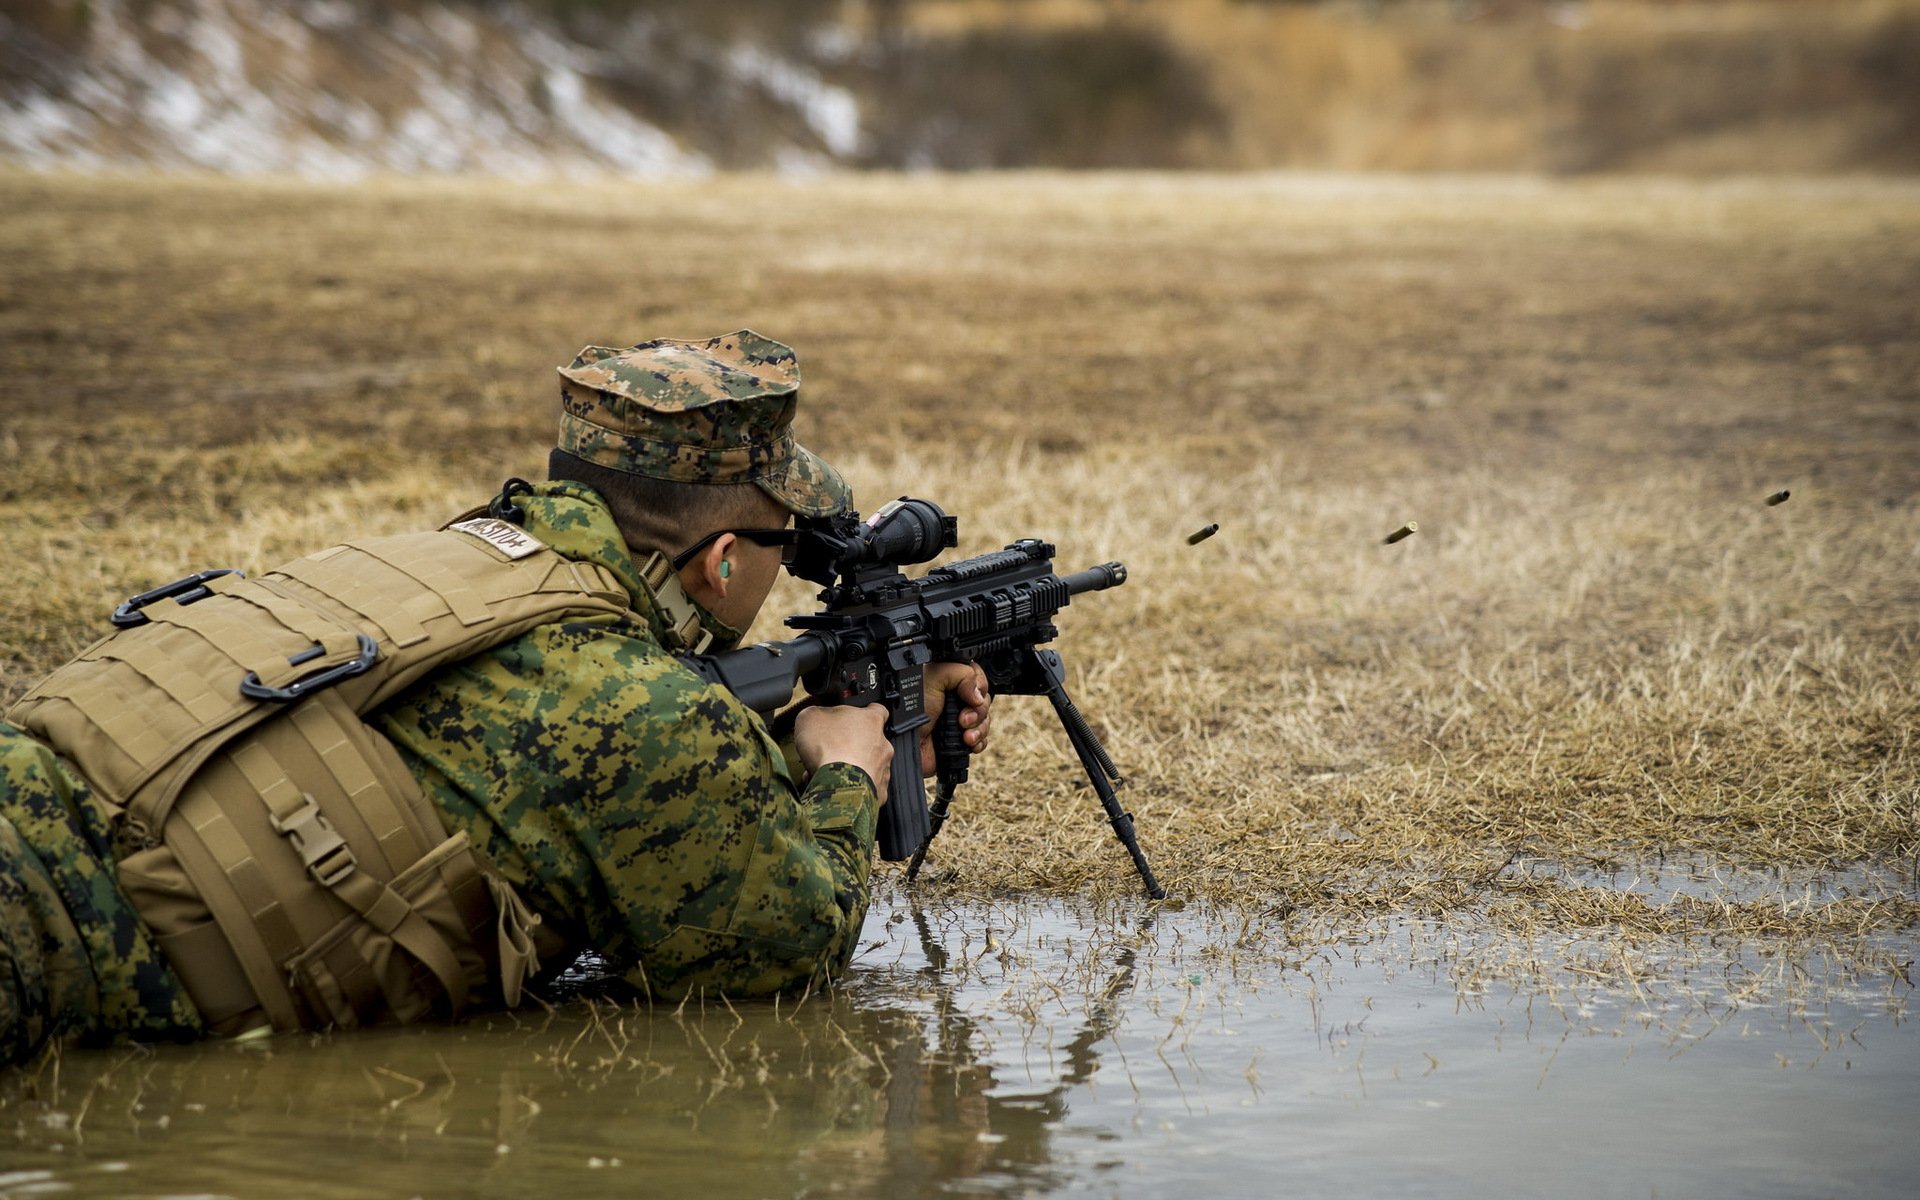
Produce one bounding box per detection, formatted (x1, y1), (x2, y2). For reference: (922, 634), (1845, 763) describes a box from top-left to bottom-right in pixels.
(921, 661), (992, 773)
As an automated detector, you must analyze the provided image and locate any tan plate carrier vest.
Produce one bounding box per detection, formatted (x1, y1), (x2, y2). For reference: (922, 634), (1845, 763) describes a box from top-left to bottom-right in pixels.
(7, 516), (639, 1037)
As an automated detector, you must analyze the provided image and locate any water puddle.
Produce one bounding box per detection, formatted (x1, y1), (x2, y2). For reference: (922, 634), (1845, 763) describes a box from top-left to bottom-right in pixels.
(3, 887), (1914, 1198)
(1513, 853), (1916, 908)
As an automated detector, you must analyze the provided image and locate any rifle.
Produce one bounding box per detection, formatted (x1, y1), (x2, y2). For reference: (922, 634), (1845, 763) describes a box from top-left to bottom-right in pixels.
(678, 497), (1166, 899)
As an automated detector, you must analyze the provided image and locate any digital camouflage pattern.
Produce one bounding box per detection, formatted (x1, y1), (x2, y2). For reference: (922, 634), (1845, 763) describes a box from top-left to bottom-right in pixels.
(557, 330), (853, 518)
(372, 480), (881, 998)
(1, 476), (877, 1064)
(0, 726), (203, 1066)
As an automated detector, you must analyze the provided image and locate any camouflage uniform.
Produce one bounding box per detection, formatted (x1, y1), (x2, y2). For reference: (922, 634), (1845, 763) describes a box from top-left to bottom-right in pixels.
(0, 729), (204, 1062)
(372, 478), (880, 998)
(1, 330), (872, 1063)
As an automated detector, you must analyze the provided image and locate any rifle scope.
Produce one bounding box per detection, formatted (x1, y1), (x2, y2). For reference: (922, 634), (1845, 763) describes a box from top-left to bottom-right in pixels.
(788, 496), (958, 586)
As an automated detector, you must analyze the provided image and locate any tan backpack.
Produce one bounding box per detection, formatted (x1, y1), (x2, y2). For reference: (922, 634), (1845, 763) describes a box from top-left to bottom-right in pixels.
(8, 516), (638, 1036)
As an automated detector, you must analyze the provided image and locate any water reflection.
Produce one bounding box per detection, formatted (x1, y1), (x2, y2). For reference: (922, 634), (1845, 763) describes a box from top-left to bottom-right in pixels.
(806, 904), (1153, 1195)
(0, 901), (1153, 1200)
(2, 893), (1915, 1199)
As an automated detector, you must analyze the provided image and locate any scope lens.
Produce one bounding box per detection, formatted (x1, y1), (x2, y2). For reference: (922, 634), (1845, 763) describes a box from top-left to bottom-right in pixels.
(861, 498), (954, 565)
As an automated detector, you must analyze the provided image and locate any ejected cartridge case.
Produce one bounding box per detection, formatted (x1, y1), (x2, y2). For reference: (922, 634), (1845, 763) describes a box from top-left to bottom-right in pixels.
(1383, 522), (1418, 544)
(1766, 490), (1791, 506)
(1186, 523), (1220, 545)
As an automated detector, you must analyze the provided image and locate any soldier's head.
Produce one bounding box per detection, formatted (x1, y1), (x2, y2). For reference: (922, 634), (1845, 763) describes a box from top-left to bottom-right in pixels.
(546, 330), (852, 630)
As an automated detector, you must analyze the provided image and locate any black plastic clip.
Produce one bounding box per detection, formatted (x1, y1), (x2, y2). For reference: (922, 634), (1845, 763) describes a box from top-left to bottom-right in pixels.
(239, 635), (380, 702)
(492, 477), (537, 524)
(111, 569), (245, 628)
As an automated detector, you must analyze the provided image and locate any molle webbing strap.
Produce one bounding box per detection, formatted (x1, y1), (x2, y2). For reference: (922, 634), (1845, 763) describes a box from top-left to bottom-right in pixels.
(348, 542), (494, 628)
(206, 571), (389, 663)
(96, 632), (233, 727)
(12, 663), (263, 826)
(206, 568), (346, 650)
(166, 779), (304, 1030)
(285, 699), (425, 874)
(141, 593), (361, 695)
(140, 601), (286, 676)
(271, 548), (432, 649)
(51, 666), (178, 773)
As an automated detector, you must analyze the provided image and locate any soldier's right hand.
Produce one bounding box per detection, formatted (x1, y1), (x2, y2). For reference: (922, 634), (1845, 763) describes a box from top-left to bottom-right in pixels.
(793, 703), (893, 800)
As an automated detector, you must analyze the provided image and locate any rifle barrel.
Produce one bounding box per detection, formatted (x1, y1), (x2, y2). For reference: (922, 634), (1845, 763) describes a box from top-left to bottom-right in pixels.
(1059, 562), (1128, 595)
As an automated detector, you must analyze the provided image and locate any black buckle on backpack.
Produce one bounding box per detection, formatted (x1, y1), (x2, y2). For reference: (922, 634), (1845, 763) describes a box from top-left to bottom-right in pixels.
(111, 569), (245, 628)
(239, 635), (380, 702)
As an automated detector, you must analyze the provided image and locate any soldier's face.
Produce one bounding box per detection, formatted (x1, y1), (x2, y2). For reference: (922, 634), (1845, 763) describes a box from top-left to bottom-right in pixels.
(685, 492), (796, 634)
(716, 533), (788, 630)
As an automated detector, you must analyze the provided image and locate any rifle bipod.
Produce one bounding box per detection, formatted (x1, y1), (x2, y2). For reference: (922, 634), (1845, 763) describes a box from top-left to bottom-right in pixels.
(906, 648), (1167, 900)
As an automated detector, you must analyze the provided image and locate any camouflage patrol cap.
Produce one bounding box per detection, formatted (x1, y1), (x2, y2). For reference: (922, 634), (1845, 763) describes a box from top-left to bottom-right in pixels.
(556, 330), (852, 518)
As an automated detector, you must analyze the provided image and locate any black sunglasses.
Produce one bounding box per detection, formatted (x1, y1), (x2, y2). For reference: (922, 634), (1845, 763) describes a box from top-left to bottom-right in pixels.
(670, 527), (800, 572)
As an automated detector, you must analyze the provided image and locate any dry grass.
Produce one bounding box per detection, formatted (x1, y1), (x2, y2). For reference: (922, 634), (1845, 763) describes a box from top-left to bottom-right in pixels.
(1, 169), (1916, 959)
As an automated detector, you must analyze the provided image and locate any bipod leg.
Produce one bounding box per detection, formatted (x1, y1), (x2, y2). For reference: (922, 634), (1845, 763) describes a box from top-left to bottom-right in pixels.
(1031, 650), (1167, 900)
(904, 784), (953, 881)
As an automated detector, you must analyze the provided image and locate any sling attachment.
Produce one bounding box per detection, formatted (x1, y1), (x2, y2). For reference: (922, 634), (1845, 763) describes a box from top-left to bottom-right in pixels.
(112, 569), (245, 629)
(240, 634), (380, 702)
(270, 794), (356, 887)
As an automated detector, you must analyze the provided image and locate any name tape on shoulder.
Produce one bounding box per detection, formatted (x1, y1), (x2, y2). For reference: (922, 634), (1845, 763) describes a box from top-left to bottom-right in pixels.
(450, 518), (547, 560)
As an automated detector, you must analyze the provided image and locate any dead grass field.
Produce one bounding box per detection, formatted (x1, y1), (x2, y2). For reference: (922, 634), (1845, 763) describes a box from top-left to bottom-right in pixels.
(1, 170), (1915, 959)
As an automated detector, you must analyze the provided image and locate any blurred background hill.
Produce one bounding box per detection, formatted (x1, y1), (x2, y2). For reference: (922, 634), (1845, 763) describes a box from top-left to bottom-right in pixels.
(2, 0), (1915, 177)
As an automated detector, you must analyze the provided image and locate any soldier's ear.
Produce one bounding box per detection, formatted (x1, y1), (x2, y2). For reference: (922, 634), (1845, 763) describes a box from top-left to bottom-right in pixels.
(699, 534), (737, 599)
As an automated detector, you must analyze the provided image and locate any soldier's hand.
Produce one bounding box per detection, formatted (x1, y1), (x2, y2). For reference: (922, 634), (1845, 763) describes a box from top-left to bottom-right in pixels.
(794, 703), (894, 798)
(921, 661), (992, 774)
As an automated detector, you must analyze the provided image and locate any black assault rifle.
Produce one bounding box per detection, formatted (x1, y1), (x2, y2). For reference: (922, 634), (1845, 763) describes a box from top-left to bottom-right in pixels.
(679, 498), (1165, 899)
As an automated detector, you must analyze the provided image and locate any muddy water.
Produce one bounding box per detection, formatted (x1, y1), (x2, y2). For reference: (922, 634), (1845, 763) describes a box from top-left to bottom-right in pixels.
(3, 887), (1915, 1200)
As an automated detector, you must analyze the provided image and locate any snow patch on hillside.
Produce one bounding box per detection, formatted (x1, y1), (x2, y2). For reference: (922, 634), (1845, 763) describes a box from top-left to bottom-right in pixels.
(723, 42), (862, 159)
(0, 0), (877, 178)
